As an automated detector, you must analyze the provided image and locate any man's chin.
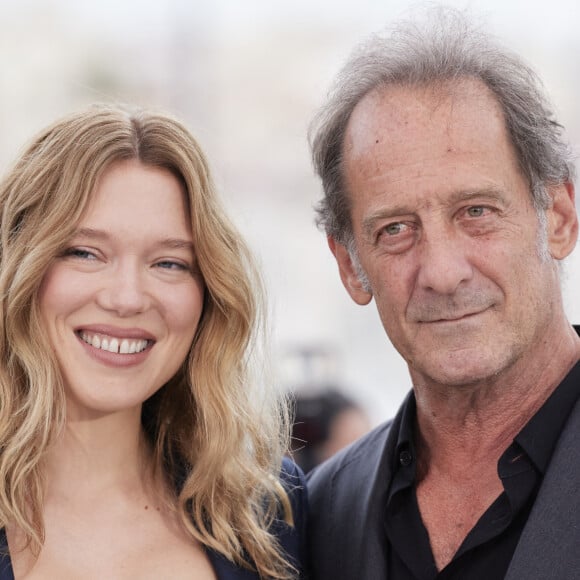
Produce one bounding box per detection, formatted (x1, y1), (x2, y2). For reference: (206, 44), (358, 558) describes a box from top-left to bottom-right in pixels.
(409, 350), (511, 390)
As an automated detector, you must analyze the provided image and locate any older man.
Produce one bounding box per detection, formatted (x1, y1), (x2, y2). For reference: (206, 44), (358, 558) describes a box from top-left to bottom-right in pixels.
(307, 9), (580, 580)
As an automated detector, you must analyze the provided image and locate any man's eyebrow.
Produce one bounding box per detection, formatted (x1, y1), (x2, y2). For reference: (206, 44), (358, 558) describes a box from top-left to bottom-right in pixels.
(446, 187), (507, 204)
(362, 208), (409, 238)
(72, 228), (194, 252)
(362, 207), (412, 239)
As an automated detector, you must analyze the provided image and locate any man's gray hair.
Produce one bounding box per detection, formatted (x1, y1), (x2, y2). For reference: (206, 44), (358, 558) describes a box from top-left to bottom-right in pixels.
(309, 7), (576, 246)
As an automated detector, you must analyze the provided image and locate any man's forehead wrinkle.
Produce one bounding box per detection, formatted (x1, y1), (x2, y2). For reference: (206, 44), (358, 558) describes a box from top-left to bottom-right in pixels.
(349, 77), (506, 129)
(346, 90), (513, 180)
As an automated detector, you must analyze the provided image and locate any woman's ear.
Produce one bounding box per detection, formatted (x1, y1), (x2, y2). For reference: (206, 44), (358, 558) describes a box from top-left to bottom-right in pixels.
(328, 236), (373, 305)
(547, 182), (578, 260)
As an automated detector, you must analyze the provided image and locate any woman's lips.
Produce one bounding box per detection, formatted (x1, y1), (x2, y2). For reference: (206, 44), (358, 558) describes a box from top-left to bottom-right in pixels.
(77, 331), (150, 354)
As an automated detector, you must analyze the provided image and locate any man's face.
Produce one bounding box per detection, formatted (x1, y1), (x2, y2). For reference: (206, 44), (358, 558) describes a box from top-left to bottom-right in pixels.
(332, 80), (576, 388)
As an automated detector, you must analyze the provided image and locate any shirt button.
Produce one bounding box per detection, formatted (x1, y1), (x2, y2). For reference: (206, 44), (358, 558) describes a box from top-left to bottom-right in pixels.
(399, 449), (413, 467)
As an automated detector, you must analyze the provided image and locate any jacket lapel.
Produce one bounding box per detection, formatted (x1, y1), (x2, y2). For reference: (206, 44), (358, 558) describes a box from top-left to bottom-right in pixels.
(311, 397), (407, 580)
(506, 398), (580, 579)
(352, 417), (401, 579)
(208, 550), (258, 580)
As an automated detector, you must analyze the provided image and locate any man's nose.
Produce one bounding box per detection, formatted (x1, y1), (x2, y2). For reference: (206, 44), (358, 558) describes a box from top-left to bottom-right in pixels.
(415, 228), (474, 295)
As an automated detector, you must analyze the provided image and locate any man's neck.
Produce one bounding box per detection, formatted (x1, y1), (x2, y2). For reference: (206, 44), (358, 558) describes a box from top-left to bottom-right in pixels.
(413, 322), (580, 474)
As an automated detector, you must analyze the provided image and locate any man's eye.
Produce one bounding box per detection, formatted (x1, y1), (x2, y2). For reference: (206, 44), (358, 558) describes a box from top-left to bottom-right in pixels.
(384, 222), (405, 235)
(466, 206), (486, 217)
(375, 221), (415, 254)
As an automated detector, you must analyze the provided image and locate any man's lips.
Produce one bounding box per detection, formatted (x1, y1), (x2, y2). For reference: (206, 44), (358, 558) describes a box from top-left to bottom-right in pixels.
(418, 308), (491, 323)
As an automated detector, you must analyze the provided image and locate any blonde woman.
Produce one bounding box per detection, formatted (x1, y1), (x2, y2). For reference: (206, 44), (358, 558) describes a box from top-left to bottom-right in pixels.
(0, 105), (306, 579)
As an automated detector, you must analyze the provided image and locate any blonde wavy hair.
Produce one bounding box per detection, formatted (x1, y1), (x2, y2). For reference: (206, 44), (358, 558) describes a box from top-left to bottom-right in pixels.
(0, 104), (294, 578)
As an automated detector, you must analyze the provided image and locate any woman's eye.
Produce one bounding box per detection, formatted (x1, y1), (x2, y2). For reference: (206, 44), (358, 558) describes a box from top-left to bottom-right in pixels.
(64, 248), (97, 260)
(155, 260), (189, 271)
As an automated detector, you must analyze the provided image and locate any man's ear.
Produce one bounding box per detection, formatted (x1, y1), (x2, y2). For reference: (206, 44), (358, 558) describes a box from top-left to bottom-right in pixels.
(328, 236), (373, 305)
(547, 182), (578, 260)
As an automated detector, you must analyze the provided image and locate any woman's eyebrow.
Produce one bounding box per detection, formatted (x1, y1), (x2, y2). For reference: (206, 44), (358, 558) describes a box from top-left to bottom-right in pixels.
(154, 238), (195, 252)
(72, 228), (194, 252)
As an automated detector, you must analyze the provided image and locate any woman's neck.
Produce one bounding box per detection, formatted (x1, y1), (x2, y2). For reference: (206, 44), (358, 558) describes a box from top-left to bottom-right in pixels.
(44, 407), (155, 498)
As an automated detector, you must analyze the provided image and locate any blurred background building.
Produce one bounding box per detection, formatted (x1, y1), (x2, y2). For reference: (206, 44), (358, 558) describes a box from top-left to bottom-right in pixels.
(1, 0), (579, 425)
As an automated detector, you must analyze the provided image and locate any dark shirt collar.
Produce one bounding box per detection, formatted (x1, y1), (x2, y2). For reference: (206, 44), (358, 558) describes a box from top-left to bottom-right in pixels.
(394, 390), (416, 459)
(385, 325), (580, 579)
(515, 326), (580, 473)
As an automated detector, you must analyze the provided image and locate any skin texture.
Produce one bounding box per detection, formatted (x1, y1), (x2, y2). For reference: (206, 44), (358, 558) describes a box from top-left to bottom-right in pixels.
(329, 79), (580, 569)
(331, 80), (578, 396)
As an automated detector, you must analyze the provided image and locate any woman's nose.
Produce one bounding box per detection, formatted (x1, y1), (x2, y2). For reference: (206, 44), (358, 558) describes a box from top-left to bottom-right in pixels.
(96, 263), (151, 317)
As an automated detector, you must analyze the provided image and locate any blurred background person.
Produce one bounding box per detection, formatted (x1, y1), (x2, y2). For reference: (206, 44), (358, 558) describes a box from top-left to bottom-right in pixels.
(291, 390), (371, 473)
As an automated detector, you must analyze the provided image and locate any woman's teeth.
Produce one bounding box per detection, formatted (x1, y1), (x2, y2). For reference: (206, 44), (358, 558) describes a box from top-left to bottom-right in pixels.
(80, 332), (149, 354)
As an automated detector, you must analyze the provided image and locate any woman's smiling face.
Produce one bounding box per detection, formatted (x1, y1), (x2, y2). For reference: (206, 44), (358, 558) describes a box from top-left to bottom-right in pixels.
(38, 159), (205, 420)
